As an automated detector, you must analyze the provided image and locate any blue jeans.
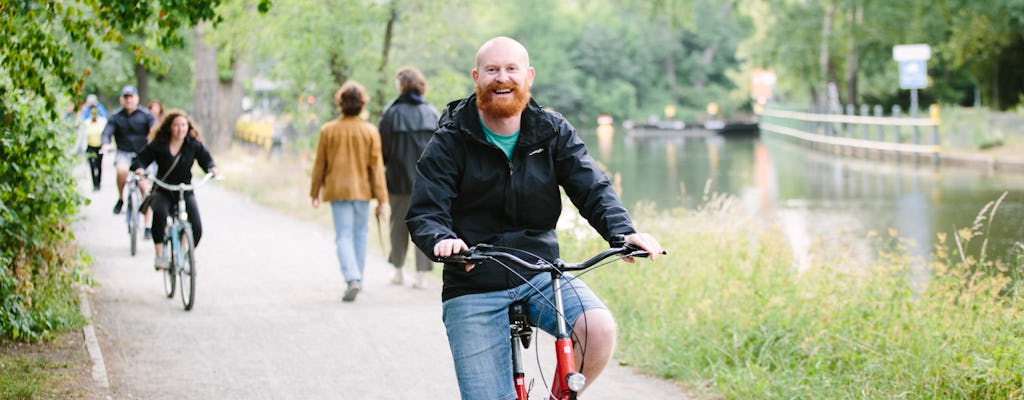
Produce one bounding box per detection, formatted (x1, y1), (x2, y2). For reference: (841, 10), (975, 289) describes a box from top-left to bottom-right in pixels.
(441, 272), (607, 400)
(329, 200), (369, 284)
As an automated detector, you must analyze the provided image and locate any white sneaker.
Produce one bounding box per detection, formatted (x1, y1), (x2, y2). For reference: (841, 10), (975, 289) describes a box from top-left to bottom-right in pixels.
(391, 269), (404, 285)
(154, 253), (170, 270)
(412, 271), (428, 289)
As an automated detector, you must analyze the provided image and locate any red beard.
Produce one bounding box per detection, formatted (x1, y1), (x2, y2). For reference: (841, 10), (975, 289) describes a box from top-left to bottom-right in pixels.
(475, 81), (530, 118)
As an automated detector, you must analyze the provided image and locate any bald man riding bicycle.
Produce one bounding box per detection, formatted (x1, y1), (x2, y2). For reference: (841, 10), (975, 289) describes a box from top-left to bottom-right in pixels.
(406, 36), (664, 400)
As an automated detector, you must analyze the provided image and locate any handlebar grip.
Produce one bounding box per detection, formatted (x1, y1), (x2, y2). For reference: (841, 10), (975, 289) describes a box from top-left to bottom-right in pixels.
(439, 252), (491, 264)
(622, 245), (668, 258)
(440, 254), (470, 263)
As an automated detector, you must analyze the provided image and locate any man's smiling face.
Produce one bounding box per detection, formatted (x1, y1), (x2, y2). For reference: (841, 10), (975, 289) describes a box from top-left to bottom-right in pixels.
(473, 37), (535, 119)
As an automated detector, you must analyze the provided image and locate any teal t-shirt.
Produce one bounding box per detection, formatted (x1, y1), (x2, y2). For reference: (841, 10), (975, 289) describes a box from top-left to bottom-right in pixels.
(480, 117), (520, 160)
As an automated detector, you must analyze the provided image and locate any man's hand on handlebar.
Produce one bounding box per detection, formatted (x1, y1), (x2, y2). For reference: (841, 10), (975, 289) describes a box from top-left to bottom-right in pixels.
(434, 238), (473, 272)
(623, 232), (665, 263)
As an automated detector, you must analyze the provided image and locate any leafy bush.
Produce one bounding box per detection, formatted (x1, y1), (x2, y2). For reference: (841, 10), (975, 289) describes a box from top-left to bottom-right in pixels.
(0, 74), (88, 341)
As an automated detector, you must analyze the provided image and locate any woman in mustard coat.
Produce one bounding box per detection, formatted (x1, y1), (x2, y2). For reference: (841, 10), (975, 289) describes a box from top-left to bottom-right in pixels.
(309, 80), (388, 302)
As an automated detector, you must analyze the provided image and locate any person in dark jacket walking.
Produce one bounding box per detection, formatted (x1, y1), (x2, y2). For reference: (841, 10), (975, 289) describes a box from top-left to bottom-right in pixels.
(405, 36), (664, 400)
(379, 66), (439, 288)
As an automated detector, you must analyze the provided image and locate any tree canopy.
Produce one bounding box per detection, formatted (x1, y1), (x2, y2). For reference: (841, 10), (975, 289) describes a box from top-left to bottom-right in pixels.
(0, 0), (270, 113)
(747, 0), (1024, 110)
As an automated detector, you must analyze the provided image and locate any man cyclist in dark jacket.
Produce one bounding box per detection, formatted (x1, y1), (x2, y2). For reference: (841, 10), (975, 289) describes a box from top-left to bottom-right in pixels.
(101, 85), (155, 215)
(379, 66), (439, 288)
(406, 36), (663, 400)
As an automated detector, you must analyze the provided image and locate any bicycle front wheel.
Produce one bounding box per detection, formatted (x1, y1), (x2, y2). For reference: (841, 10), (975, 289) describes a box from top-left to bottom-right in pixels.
(162, 233), (176, 299)
(128, 190), (141, 256)
(178, 226), (196, 311)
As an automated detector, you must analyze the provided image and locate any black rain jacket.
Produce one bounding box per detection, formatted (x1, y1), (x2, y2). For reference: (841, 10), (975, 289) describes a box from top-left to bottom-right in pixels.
(378, 93), (439, 195)
(406, 94), (635, 301)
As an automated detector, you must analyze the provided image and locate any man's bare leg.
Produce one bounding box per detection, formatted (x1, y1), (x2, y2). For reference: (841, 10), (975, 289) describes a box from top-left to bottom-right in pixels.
(114, 163), (129, 212)
(572, 308), (617, 393)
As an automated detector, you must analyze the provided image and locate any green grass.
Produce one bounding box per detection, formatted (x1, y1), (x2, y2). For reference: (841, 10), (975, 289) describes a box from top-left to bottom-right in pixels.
(0, 356), (49, 399)
(562, 198), (1024, 399)
(0, 330), (100, 400)
(221, 145), (1024, 399)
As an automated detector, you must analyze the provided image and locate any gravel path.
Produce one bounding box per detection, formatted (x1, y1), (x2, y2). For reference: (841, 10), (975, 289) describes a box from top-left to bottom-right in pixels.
(73, 164), (691, 399)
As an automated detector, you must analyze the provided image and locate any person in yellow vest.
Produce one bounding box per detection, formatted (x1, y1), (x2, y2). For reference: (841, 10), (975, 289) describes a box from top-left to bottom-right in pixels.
(81, 107), (108, 191)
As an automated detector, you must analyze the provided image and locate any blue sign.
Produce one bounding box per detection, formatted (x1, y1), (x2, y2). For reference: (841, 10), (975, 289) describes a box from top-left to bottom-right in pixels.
(899, 60), (927, 89)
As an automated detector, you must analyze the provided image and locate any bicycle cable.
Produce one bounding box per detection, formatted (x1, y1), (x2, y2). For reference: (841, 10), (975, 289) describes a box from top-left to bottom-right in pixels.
(483, 245), (636, 397)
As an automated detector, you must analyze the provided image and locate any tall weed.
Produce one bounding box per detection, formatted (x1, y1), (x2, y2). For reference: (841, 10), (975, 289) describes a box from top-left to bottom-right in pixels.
(565, 193), (1024, 399)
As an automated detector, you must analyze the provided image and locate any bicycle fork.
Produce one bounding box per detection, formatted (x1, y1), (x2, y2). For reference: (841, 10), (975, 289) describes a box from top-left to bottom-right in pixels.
(169, 195), (189, 268)
(549, 272), (585, 400)
(509, 273), (585, 400)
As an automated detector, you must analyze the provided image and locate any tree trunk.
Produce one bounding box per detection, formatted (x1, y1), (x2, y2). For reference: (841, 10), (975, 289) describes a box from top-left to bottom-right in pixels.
(696, 45), (716, 90)
(820, 0), (835, 109)
(135, 62), (150, 105)
(844, 2), (862, 106)
(374, 0), (398, 121)
(665, 56), (678, 105)
(216, 56), (248, 152)
(193, 22), (244, 152)
(193, 22), (219, 148)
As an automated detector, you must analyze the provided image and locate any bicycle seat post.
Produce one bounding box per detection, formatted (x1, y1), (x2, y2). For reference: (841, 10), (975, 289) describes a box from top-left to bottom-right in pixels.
(509, 301), (531, 399)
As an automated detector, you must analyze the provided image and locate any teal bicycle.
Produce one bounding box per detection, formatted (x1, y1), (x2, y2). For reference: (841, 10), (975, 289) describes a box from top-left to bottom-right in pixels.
(150, 172), (216, 311)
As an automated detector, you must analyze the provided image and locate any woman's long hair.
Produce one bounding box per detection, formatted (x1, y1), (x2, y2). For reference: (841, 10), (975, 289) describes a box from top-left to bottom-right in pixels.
(148, 109), (204, 143)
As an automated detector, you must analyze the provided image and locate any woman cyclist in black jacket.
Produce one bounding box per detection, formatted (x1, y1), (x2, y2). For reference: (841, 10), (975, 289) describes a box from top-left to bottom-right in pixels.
(131, 109), (218, 270)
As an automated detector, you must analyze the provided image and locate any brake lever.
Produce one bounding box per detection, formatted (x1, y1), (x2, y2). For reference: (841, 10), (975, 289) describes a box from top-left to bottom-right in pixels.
(623, 244), (668, 258)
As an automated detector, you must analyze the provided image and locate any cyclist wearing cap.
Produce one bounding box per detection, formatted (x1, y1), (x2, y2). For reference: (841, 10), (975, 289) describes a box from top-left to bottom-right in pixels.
(101, 85), (156, 216)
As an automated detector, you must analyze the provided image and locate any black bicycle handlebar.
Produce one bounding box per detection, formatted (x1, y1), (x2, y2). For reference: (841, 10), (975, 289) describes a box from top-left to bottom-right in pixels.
(439, 240), (666, 272)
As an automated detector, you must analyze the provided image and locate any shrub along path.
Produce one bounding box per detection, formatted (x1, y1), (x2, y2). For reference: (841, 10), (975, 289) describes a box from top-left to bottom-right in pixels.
(73, 164), (692, 399)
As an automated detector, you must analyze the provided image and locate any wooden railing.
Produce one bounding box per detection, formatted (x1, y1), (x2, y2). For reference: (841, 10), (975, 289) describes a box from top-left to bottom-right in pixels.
(759, 105), (941, 163)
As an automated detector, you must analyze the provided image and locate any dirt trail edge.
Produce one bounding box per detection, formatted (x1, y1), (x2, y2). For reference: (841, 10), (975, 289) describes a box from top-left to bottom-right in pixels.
(73, 166), (691, 399)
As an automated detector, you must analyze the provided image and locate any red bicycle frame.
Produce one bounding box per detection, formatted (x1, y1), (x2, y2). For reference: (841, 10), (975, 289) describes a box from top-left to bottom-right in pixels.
(511, 271), (584, 400)
(444, 242), (661, 400)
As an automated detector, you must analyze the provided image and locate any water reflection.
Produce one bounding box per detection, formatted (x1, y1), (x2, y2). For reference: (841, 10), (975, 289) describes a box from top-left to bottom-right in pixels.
(580, 129), (1024, 264)
(596, 124), (614, 161)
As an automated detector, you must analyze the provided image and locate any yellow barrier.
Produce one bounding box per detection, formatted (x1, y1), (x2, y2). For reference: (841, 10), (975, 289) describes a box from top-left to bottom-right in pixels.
(235, 119), (275, 150)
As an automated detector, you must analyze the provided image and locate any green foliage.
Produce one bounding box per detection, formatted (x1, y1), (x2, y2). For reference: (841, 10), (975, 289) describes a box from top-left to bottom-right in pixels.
(0, 0), (271, 342)
(1, 0), (268, 108)
(562, 195), (1024, 399)
(939, 106), (1014, 150)
(220, 0), (753, 135)
(747, 0), (1024, 110)
(243, 0), (386, 119)
(0, 76), (87, 341)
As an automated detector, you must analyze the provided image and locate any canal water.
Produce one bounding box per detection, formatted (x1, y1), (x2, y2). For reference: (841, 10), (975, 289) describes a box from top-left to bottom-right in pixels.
(579, 127), (1024, 265)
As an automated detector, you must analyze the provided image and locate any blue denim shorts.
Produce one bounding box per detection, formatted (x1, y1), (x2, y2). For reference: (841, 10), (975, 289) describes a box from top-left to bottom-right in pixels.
(441, 272), (607, 400)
